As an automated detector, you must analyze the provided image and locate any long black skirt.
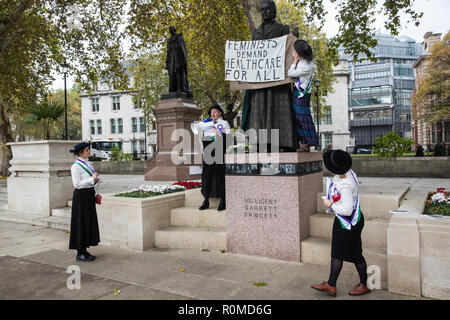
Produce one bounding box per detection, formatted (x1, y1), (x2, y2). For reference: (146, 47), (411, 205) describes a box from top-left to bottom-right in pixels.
(201, 139), (226, 201)
(331, 213), (365, 263)
(69, 187), (100, 250)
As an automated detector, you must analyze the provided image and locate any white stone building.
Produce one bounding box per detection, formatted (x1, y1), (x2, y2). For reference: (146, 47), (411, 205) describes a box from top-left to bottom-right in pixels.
(80, 81), (157, 159)
(319, 59), (354, 152)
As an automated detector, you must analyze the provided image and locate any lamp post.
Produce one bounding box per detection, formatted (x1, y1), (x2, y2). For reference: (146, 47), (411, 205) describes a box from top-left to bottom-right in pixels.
(314, 79), (321, 149)
(368, 112), (374, 153)
(61, 62), (69, 140)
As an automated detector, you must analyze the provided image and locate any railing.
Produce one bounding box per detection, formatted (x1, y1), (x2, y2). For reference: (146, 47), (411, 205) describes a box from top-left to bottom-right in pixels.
(349, 118), (394, 127)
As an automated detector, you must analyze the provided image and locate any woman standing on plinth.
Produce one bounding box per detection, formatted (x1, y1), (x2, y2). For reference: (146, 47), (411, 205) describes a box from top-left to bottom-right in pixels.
(311, 150), (371, 297)
(288, 39), (318, 152)
(199, 105), (231, 211)
(69, 142), (100, 262)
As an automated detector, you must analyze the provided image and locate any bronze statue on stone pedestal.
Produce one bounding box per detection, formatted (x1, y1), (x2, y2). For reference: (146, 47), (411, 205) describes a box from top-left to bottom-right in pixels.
(163, 26), (193, 99)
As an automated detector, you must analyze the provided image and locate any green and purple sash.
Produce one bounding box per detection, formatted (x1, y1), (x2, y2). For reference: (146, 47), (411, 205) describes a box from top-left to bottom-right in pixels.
(75, 158), (95, 177)
(327, 169), (361, 230)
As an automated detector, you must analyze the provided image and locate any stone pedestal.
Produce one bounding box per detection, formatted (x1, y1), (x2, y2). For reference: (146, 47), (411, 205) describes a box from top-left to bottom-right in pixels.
(7, 141), (79, 216)
(145, 98), (203, 181)
(225, 152), (323, 261)
(387, 214), (422, 297)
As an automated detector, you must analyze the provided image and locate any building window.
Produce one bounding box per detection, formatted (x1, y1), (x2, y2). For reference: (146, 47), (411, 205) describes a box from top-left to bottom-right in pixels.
(97, 120), (102, 135)
(323, 133), (333, 148)
(110, 119), (116, 134)
(91, 98), (99, 112)
(118, 118), (123, 134)
(132, 141), (137, 153)
(112, 96), (120, 110)
(90, 120), (95, 135)
(151, 119), (156, 131)
(140, 140), (145, 154)
(324, 107), (332, 124)
(140, 117), (146, 132)
(132, 117), (137, 133)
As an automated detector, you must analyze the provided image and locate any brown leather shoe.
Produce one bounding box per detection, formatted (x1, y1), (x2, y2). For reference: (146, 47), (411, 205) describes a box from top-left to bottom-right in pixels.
(311, 281), (337, 297)
(349, 283), (371, 296)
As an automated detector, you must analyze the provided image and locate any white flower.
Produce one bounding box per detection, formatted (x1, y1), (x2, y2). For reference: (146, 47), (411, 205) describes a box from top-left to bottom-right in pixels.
(129, 184), (186, 195)
(431, 193), (447, 203)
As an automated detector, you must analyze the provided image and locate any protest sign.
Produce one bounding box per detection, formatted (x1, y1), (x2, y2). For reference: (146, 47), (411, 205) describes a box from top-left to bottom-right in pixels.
(226, 34), (297, 91)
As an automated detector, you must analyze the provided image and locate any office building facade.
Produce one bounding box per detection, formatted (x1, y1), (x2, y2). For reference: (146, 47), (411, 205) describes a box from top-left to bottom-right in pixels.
(339, 33), (422, 150)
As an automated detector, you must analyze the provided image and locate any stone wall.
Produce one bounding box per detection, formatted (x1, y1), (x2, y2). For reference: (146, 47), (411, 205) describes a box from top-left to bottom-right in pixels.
(92, 160), (145, 175)
(94, 156), (450, 178)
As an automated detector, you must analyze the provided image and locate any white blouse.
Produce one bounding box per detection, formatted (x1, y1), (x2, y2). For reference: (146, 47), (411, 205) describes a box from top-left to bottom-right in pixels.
(203, 118), (231, 137)
(71, 158), (98, 189)
(329, 171), (359, 217)
(287, 60), (315, 91)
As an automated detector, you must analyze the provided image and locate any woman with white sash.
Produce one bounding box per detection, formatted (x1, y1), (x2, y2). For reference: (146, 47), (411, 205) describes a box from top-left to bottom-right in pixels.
(69, 142), (100, 262)
(311, 150), (370, 297)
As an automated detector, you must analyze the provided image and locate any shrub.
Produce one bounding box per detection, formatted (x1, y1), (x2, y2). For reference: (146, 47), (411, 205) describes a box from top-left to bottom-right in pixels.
(415, 145), (424, 157)
(88, 155), (102, 161)
(110, 145), (122, 161)
(433, 143), (446, 156)
(373, 131), (414, 157)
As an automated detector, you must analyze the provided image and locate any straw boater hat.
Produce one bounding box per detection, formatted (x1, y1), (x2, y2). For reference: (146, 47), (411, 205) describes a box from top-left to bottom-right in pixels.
(323, 149), (352, 175)
(69, 142), (90, 154)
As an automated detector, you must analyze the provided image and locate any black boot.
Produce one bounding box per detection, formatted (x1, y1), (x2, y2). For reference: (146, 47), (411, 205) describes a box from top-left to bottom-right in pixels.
(218, 199), (226, 211)
(83, 249), (96, 260)
(76, 248), (94, 262)
(199, 199), (209, 210)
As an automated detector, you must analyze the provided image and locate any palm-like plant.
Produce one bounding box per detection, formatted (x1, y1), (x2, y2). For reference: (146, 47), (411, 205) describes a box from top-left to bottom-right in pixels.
(26, 101), (64, 140)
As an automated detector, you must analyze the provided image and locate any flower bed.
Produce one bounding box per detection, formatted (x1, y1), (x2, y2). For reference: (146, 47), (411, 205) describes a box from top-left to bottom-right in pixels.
(172, 181), (201, 190)
(424, 188), (450, 216)
(116, 181), (201, 198)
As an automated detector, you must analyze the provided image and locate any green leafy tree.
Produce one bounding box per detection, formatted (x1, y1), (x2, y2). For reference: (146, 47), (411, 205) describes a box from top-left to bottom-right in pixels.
(373, 131), (414, 157)
(412, 31), (450, 124)
(25, 101), (65, 140)
(128, 0), (249, 126)
(240, 0), (423, 61)
(0, 0), (129, 175)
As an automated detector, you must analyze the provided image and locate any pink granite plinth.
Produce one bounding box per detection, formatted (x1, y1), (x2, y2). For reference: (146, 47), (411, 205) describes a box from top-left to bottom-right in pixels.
(225, 152), (323, 262)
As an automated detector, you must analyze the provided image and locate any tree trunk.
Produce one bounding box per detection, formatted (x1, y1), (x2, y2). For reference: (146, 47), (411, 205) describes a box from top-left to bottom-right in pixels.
(223, 104), (238, 129)
(0, 96), (13, 177)
(240, 0), (262, 36)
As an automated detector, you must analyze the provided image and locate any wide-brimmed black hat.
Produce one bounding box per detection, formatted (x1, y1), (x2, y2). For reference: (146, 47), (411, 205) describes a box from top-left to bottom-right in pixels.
(294, 39), (313, 61)
(69, 142), (90, 154)
(323, 149), (352, 175)
(208, 104), (224, 117)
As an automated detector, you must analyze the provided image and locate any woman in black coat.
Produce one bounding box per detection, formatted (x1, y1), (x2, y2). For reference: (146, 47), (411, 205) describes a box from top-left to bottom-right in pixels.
(198, 105), (231, 211)
(69, 142), (101, 262)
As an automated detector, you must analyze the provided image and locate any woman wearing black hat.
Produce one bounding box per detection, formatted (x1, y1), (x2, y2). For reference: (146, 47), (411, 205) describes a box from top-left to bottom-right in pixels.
(311, 150), (371, 297)
(199, 105), (231, 211)
(288, 39), (318, 152)
(69, 142), (101, 262)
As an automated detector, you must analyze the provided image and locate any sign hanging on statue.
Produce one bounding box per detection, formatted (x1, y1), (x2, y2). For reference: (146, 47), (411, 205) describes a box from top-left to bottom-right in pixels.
(225, 35), (287, 83)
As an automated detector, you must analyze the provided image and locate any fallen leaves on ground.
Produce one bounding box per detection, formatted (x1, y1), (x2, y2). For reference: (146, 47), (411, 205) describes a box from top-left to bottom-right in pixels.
(113, 289), (121, 295)
(253, 282), (267, 287)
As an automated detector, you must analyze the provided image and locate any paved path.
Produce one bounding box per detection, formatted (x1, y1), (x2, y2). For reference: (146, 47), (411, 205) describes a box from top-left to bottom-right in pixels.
(0, 220), (427, 300)
(1, 176), (447, 300)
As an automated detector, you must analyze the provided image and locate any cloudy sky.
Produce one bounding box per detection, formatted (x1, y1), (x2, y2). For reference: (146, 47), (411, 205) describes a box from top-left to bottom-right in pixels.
(321, 0), (449, 41)
(52, 0), (449, 90)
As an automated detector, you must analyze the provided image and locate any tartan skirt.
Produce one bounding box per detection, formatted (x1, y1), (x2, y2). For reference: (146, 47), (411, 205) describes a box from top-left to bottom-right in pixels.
(292, 91), (319, 146)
